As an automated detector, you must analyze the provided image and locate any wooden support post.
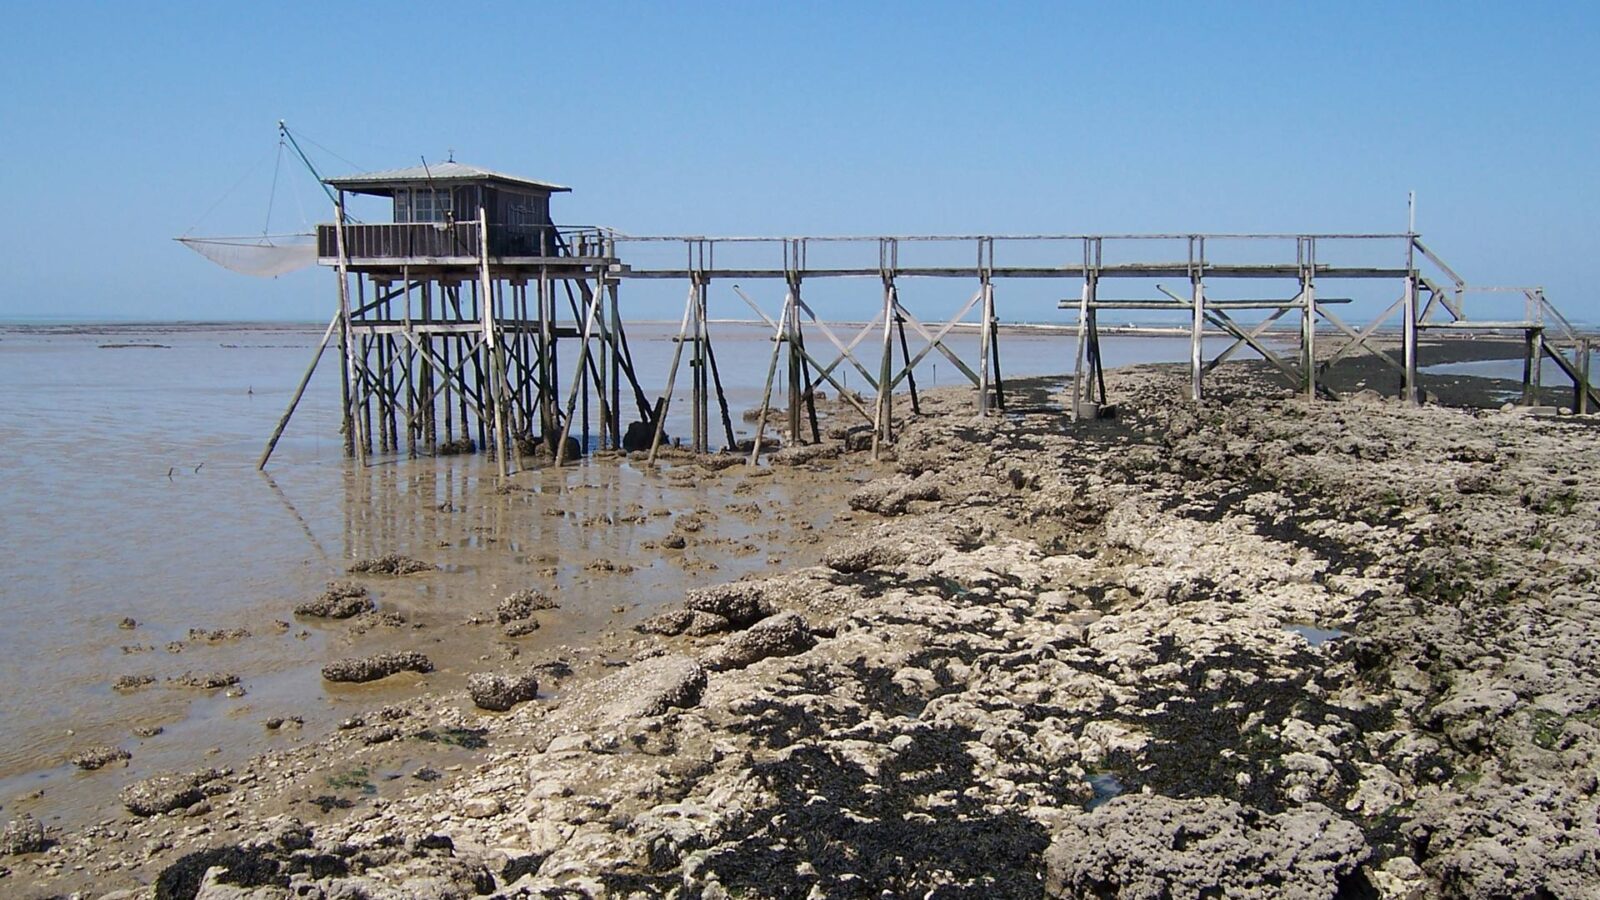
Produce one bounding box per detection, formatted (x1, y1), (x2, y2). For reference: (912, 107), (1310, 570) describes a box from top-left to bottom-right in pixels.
(896, 308), (921, 415)
(978, 275), (994, 416)
(538, 267), (555, 448)
(440, 297), (455, 446)
(337, 304), (354, 457)
(421, 281), (436, 449)
(333, 194), (365, 465)
(690, 276), (706, 453)
(1403, 241), (1419, 405)
(394, 278), (414, 456)
(547, 283), (559, 452)
(990, 305), (1006, 413)
(1072, 272), (1090, 422)
(1581, 339), (1592, 415)
(1190, 272), (1205, 403)
(703, 317), (738, 450)
(1088, 308), (1106, 405)
(478, 207), (509, 479)
(371, 281), (391, 454)
(516, 283), (531, 436)
(596, 275), (610, 450)
(609, 279), (622, 448)
(1302, 264), (1317, 402)
(872, 279), (896, 456)
(1531, 327), (1544, 404)
(795, 326), (821, 443)
(359, 335), (374, 456)
(786, 275), (804, 443)
(1521, 328), (1543, 406)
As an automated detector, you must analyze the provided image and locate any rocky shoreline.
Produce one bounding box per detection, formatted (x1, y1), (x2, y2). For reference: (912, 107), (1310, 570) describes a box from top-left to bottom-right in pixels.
(6, 357), (1600, 898)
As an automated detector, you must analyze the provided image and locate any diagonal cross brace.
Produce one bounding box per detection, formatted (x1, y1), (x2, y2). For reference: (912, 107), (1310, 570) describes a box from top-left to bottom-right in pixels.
(400, 331), (489, 412)
(729, 285), (877, 422)
(891, 288), (985, 389)
(733, 285), (883, 393)
(1203, 306), (1294, 375)
(1318, 298), (1407, 377)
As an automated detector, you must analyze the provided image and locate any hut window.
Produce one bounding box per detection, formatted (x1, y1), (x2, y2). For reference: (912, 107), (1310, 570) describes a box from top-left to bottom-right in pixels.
(394, 188), (453, 223)
(411, 189), (453, 223)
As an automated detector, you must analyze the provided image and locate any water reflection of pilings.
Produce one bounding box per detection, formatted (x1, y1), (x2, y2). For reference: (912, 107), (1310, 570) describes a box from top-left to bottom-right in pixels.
(336, 456), (650, 569)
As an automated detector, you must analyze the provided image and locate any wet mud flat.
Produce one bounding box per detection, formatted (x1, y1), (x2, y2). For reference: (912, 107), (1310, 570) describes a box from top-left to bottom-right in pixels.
(8, 357), (1600, 898)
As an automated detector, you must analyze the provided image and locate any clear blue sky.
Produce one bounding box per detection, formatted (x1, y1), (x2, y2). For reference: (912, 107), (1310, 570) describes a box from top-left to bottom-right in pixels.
(1, 1), (1595, 322)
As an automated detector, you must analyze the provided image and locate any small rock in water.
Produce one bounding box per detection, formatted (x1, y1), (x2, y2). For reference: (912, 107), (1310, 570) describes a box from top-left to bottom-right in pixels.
(186, 626), (250, 643)
(321, 651), (433, 683)
(347, 554), (434, 575)
(172, 671), (240, 690)
(503, 619), (540, 638)
(70, 746), (132, 771)
(112, 674), (155, 692)
(497, 589), (555, 623)
(132, 725), (164, 738)
(117, 617), (138, 630)
(294, 581), (373, 619)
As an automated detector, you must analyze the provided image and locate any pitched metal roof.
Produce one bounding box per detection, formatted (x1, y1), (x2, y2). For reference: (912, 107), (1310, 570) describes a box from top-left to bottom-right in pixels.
(325, 161), (570, 193)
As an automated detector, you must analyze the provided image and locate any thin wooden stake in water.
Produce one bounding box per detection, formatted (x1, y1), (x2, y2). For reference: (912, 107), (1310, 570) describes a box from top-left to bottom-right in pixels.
(750, 296), (791, 467)
(647, 284), (698, 464)
(257, 310), (341, 470)
(555, 277), (605, 466)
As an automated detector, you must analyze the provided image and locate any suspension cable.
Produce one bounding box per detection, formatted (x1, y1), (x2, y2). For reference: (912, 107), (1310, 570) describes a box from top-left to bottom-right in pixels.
(263, 135), (285, 236)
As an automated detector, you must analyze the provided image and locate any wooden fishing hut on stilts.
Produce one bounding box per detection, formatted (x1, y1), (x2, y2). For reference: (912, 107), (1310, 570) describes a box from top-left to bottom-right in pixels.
(294, 162), (656, 478)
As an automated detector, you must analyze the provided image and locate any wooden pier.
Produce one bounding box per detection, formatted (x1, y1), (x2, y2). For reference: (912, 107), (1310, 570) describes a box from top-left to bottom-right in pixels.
(257, 164), (1599, 472)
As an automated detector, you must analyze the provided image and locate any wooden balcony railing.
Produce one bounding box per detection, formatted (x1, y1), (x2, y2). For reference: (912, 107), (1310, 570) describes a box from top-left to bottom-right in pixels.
(316, 223), (609, 260)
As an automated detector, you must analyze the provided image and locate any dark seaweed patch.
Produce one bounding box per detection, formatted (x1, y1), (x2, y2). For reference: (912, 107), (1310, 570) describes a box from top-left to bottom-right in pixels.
(699, 726), (1051, 899)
